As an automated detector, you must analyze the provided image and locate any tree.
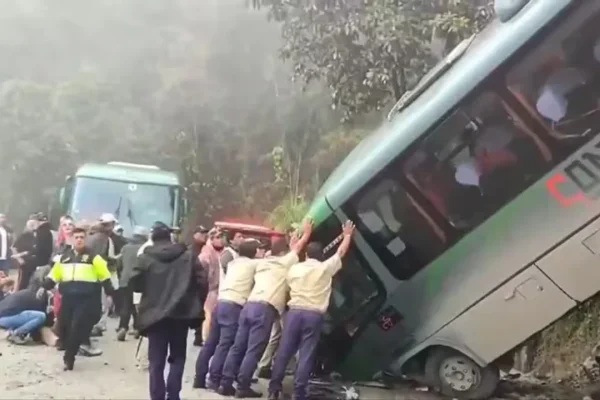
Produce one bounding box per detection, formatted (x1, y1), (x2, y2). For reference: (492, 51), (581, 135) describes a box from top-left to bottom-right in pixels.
(255, 0), (493, 121)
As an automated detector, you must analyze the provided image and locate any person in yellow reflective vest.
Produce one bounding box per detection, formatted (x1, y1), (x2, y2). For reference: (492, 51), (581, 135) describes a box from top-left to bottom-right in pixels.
(40, 226), (114, 371)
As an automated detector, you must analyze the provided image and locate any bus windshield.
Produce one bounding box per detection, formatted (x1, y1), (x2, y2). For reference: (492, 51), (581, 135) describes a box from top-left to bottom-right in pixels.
(70, 177), (177, 236)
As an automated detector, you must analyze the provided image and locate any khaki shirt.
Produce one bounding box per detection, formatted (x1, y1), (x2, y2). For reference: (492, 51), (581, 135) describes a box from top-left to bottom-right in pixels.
(247, 252), (299, 313)
(287, 254), (342, 313)
(218, 256), (260, 306)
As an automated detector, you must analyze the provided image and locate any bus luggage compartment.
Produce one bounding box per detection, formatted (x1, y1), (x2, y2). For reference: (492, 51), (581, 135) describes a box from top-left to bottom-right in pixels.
(435, 265), (575, 364)
(536, 219), (600, 302)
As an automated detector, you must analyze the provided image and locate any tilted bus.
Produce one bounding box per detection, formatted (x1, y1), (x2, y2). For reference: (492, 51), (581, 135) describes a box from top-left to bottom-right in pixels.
(306, 0), (600, 398)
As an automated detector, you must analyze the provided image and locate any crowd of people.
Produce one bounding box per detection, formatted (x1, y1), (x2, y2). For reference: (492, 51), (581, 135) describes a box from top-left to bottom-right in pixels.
(0, 210), (356, 400)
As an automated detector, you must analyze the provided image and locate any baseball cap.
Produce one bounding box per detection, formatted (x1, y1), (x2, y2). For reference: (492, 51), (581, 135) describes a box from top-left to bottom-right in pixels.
(99, 213), (117, 223)
(34, 212), (49, 223)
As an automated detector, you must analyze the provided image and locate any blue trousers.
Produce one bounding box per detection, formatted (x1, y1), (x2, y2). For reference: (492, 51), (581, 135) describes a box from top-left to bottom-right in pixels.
(147, 319), (189, 400)
(269, 309), (323, 400)
(221, 301), (278, 389)
(0, 310), (46, 335)
(194, 300), (242, 386)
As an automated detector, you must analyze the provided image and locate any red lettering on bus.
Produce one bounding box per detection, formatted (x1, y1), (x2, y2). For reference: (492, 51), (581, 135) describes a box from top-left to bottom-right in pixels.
(546, 173), (590, 208)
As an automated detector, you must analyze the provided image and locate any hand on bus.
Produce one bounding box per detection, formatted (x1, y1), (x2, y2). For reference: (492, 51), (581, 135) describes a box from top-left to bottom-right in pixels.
(342, 220), (355, 237)
(302, 218), (314, 236)
(336, 221), (355, 259)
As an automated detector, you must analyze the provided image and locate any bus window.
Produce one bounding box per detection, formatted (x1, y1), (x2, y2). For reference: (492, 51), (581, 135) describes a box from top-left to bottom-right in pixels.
(507, 3), (600, 147)
(405, 92), (549, 231)
(344, 178), (447, 280)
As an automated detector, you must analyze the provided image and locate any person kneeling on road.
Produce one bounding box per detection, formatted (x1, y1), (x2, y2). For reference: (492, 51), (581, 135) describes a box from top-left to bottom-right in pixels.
(41, 226), (114, 371)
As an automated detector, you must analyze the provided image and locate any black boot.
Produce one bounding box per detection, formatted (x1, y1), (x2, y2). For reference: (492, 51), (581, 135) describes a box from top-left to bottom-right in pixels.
(63, 356), (74, 371)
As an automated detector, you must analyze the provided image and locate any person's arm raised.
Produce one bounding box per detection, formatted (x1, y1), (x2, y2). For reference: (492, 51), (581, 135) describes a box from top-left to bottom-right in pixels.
(290, 218), (313, 255)
(336, 220), (355, 259)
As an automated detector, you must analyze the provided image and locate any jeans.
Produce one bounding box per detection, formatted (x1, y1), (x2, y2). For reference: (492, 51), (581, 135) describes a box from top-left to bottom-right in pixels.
(147, 319), (189, 400)
(0, 310), (46, 335)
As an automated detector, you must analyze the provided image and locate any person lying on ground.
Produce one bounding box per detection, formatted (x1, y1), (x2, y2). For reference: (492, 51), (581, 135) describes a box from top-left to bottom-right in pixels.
(0, 282), (50, 344)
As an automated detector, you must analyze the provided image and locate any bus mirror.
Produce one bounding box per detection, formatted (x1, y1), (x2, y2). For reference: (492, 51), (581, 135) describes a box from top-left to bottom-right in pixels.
(65, 175), (73, 183)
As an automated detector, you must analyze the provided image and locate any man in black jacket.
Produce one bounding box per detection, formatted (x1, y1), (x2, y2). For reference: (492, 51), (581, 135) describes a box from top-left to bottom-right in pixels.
(131, 221), (207, 400)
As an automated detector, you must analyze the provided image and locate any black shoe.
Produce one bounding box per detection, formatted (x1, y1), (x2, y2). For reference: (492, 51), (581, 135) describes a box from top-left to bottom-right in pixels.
(235, 388), (262, 398)
(192, 376), (206, 389)
(257, 367), (272, 379)
(193, 335), (203, 347)
(56, 339), (65, 351)
(63, 358), (74, 371)
(267, 391), (280, 400)
(218, 385), (236, 397)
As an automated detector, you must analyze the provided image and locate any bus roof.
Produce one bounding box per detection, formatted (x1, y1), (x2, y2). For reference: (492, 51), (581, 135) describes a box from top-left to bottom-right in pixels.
(312, 0), (570, 213)
(75, 163), (180, 186)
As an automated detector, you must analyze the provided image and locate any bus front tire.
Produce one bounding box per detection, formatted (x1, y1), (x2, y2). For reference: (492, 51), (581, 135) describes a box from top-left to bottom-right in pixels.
(424, 347), (499, 399)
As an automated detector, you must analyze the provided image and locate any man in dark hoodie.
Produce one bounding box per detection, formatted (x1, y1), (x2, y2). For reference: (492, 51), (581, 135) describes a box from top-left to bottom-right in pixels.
(116, 226), (148, 341)
(131, 221), (207, 400)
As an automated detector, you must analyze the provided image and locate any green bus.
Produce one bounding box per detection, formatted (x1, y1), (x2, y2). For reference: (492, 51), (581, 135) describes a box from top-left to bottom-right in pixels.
(307, 0), (600, 398)
(52, 162), (187, 239)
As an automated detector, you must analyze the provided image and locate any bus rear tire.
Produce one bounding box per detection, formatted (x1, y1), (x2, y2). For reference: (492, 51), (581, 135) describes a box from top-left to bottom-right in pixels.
(424, 347), (499, 399)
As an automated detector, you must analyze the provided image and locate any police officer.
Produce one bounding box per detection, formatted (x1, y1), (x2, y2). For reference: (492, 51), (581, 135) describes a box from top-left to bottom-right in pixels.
(219, 219), (312, 398)
(268, 220), (355, 400)
(41, 226), (114, 371)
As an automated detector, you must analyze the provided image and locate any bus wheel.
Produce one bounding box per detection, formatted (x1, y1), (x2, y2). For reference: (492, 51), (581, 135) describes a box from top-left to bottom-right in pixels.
(424, 347), (499, 399)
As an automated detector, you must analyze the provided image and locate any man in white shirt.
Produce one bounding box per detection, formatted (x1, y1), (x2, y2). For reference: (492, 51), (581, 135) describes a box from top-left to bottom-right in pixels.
(218, 220), (313, 398)
(193, 239), (260, 393)
(268, 220), (355, 400)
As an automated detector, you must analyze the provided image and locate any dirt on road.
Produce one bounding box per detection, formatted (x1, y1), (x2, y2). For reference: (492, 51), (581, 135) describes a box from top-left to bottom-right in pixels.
(0, 318), (587, 399)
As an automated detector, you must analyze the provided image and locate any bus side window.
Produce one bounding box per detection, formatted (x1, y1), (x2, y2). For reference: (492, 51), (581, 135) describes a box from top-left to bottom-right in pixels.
(404, 92), (549, 232)
(506, 4), (600, 147)
(345, 178), (447, 280)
